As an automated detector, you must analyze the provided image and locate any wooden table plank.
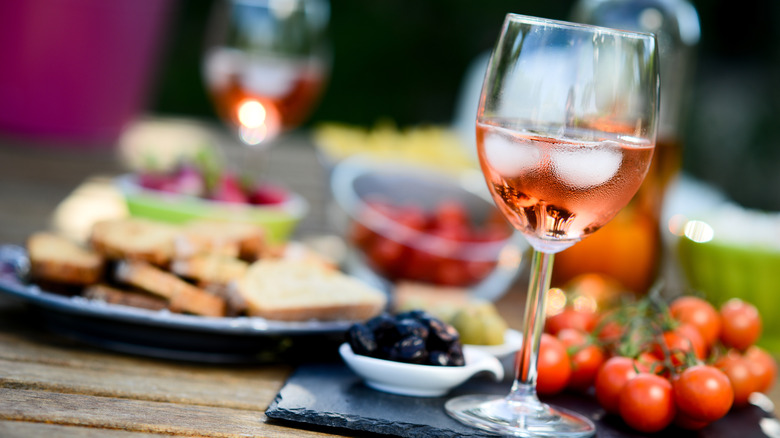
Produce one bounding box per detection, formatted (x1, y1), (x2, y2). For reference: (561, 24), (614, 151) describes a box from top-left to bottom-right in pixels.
(0, 421), (163, 438)
(0, 387), (337, 438)
(0, 358), (286, 411)
(0, 299), (291, 412)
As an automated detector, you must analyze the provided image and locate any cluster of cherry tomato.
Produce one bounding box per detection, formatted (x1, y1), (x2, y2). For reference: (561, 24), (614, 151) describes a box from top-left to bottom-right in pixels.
(537, 294), (777, 433)
(349, 198), (512, 287)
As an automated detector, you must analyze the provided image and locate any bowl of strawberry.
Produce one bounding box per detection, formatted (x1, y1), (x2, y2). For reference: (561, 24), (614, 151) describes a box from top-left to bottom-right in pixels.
(116, 163), (308, 243)
(330, 157), (525, 301)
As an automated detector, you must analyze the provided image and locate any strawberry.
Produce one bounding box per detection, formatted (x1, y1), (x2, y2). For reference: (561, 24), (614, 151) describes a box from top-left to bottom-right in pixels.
(248, 183), (289, 205)
(209, 173), (249, 203)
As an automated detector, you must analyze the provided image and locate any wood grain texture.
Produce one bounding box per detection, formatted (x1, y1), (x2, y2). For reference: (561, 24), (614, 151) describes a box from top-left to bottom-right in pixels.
(0, 421), (163, 438)
(0, 388), (336, 437)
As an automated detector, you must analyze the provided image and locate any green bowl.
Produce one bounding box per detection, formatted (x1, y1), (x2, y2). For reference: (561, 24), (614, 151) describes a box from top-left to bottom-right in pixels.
(678, 234), (780, 352)
(116, 174), (308, 244)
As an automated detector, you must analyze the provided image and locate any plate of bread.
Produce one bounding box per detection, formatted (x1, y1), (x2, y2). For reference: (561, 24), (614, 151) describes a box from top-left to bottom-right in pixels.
(0, 217), (387, 363)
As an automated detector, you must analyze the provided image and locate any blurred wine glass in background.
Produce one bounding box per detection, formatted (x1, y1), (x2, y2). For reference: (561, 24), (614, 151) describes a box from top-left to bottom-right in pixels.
(202, 0), (330, 149)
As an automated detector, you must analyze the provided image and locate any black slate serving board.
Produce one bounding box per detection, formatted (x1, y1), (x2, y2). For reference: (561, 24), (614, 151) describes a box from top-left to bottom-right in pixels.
(266, 360), (780, 438)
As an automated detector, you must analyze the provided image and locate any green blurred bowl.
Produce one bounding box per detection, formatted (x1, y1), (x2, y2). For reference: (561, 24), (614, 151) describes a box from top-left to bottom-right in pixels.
(116, 174), (308, 244)
(677, 217), (780, 352)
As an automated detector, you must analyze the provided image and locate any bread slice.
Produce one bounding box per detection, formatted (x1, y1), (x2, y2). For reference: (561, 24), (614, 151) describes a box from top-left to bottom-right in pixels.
(235, 259), (386, 321)
(393, 281), (471, 313)
(27, 232), (104, 285)
(176, 220), (266, 262)
(90, 218), (180, 267)
(170, 254), (249, 287)
(115, 260), (226, 317)
(83, 283), (168, 311)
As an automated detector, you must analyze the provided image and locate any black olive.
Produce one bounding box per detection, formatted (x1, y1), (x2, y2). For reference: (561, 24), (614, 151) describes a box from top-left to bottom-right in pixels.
(346, 323), (377, 356)
(394, 335), (427, 364)
(395, 318), (429, 340)
(344, 310), (465, 367)
(447, 342), (465, 366)
(428, 350), (450, 366)
(425, 317), (460, 351)
(366, 313), (396, 332)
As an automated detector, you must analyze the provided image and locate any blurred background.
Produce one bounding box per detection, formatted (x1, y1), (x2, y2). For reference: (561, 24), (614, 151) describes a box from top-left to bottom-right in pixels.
(0, 0), (778, 211)
(144, 0), (780, 211)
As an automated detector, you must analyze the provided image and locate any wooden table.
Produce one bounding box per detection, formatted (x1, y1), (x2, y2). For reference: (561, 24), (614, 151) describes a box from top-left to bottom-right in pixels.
(0, 122), (777, 437)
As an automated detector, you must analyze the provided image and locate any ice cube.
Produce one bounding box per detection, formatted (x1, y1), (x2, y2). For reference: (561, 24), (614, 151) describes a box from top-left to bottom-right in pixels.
(483, 131), (541, 177)
(551, 141), (622, 188)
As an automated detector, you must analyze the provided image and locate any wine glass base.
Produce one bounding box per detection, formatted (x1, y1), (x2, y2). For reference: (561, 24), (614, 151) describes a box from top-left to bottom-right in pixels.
(445, 394), (595, 438)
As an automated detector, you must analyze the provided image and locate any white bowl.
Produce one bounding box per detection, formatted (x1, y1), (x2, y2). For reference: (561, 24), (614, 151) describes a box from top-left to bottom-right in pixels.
(329, 157), (526, 301)
(338, 342), (504, 397)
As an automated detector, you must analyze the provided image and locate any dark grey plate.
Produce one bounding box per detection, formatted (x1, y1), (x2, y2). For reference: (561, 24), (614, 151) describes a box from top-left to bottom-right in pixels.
(0, 245), (353, 363)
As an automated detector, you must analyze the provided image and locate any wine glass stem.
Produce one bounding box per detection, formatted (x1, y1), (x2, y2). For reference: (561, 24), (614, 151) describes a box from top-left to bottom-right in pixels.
(508, 250), (554, 404)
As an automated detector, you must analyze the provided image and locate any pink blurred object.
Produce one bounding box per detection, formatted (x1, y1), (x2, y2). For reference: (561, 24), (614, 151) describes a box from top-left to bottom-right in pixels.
(0, 0), (175, 145)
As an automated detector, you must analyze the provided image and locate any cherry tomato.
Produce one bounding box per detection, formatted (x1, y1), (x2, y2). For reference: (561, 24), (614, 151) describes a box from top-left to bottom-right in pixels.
(652, 324), (705, 366)
(396, 205), (427, 230)
(719, 298), (762, 351)
(675, 323), (707, 360)
(593, 310), (624, 346)
(397, 248), (436, 283)
(557, 328), (606, 391)
(636, 351), (665, 376)
(545, 308), (598, 336)
(433, 200), (470, 229)
(594, 356), (641, 414)
(619, 373), (676, 433)
(714, 351), (761, 407)
(432, 258), (471, 287)
(533, 333), (572, 395)
(744, 345), (778, 393)
(366, 237), (405, 277)
(673, 365), (734, 422)
(669, 295), (721, 349)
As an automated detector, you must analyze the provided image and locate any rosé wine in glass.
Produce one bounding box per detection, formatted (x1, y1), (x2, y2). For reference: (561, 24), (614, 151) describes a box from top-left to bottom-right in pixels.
(202, 0), (330, 148)
(477, 120), (654, 254)
(204, 49), (327, 146)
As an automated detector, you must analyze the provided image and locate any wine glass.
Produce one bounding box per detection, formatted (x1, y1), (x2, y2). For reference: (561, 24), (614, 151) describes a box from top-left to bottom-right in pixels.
(202, 0), (330, 148)
(445, 14), (659, 437)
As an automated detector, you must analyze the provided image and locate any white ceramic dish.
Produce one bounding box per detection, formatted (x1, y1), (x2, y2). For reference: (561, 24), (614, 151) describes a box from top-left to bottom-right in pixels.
(464, 329), (523, 359)
(339, 342), (504, 397)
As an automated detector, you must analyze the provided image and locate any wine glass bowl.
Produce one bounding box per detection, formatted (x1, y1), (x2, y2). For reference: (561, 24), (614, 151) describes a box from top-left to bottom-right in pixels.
(445, 14), (658, 437)
(202, 0), (330, 147)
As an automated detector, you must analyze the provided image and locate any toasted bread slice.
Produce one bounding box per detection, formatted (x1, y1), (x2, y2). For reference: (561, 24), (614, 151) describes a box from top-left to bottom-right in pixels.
(176, 220), (266, 262)
(170, 254), (249, 287)
(115, 260), (226, 317)
(235, 259), (386, 321)
(84, 283), (168, 311)
(27, 232), (104, 285)
(90, 218), (179, 267)
(393, 281), (471, 313)
(201, 283), (248, 317)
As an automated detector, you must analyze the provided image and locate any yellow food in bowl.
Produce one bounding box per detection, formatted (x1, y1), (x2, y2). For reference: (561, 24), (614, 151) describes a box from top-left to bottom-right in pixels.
(314, 122), (477, 173)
